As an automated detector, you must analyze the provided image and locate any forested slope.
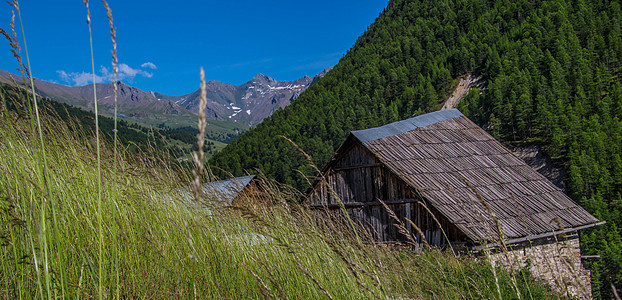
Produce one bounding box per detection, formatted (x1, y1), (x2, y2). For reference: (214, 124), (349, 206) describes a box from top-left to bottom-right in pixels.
(210, 0), (622, 297)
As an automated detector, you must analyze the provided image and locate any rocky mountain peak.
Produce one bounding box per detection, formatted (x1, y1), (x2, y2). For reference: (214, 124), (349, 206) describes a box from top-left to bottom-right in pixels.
(175, 70), (329, 126)
(250, 73), (276, 84)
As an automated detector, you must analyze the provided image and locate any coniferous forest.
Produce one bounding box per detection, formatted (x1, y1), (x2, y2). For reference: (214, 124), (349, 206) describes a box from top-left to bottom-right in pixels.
(210, 0), (622, 297)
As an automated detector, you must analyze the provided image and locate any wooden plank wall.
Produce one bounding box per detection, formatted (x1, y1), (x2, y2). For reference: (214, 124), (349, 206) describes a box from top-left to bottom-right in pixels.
(307, 141), (469, 247)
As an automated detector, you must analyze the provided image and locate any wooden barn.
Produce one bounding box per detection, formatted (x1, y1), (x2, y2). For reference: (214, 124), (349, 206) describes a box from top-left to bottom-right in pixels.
(203, 175), (261, 205)
(305, 109), (603, 298)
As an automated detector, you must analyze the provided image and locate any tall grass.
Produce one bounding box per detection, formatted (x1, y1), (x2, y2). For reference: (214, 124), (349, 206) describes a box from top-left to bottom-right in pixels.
(6, 1), (57, 298)
(0, 2), (562, 299)
(0, 86), (561, 298)
(100, 1), (121, 297)
(81, 1), (105, 298)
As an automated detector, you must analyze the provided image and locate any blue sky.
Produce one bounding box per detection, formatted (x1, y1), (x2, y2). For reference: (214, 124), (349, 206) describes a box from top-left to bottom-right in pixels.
(1, 0), (388, 96)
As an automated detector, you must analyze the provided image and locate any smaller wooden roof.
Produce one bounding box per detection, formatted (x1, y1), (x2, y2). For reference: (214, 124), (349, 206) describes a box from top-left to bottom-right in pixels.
(203, 175), (256, 204)
(333, 109), (601, 243)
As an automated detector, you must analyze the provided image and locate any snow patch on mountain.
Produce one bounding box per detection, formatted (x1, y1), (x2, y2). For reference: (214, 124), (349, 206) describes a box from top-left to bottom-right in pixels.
(173, 67), (333, 126)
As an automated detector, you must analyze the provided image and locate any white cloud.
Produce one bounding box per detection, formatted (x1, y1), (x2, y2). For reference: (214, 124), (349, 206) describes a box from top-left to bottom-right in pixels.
(141, 62), (157, 69)
(57, 70), (104, 86)
(57, 62), (154, 86)
(118, 63), (153, 79)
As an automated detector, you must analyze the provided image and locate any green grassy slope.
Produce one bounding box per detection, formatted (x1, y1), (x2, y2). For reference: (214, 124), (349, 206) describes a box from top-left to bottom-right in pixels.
(0, 83), (556, 298)
(210, 0), (622, 297)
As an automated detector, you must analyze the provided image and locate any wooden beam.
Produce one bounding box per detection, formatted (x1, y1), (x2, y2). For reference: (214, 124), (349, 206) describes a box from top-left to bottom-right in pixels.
(308, 198), (420, 209)
(332, 163), (381, 172)
(473, 221), (607, 251)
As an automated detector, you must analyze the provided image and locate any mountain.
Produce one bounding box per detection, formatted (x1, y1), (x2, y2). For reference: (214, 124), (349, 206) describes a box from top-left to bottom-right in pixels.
(209, 0), (622, 297)
(175, 68), (331, 126)
(0, 68), (328, 128)
(0, 69), (198, 128)
(0, 81), (231, 158)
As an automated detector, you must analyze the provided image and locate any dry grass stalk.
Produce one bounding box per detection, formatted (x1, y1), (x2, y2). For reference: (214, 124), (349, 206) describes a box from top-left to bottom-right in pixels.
(395, 168), (455, 255)
(461, 183), (501, 299)
(416, 200), (457, 256)
(255, 169), (293, 206)
(549, 219), (587, 298)
(6, 1), (50, 195)
(292, 253), (334, 300)
(278, 135), (315, 171)
(294, 169), (312, 186)
(3, 75), (27, 113)
(241, 263), (276, 299)
(234, 196), (370, 299)
(327, 244), (381, 299)
(404, 217), (431, 249)
(5, 1), (55, 298)
(612, 282), (621, 300)
(462, 178), (524, 299)
(0, 11), (27, 80)
(191, 67), (207, 203)
(101, 0), (119, 161)
(298, 207), (384, 295)
(258, 260), (290, 300)
(377, 198), (419, 248)
(81, 1), (106, 298)
(278, 135), (362, 244)
(100, 3), (121, 296)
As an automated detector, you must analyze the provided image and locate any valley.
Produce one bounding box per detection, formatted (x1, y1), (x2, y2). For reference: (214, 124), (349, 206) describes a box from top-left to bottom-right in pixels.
(1, 0), (621, 298)
(0, 68), (328, 158)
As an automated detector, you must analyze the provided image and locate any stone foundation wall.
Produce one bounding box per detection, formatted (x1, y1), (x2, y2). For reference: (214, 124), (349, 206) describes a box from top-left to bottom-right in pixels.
(487, 234), (591, 299)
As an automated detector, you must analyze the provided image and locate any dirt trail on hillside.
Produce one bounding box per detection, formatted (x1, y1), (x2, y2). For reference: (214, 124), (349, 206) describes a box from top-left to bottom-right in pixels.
(441, 74), (485, 110)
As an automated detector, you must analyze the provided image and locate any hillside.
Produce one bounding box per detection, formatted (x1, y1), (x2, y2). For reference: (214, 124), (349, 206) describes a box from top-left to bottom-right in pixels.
(210, 0), (622, 297)
(0, 0), (579, 298)
(0, 83), (229, 159)
(0, 68), (556, 300)
(0, 69), (199, 128)
(0, 69), (248, 150)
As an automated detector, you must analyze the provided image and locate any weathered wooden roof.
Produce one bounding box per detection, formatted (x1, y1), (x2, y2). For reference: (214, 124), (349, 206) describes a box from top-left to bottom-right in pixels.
(349, 109), (600, 242)
(203, 175), (256, 204)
